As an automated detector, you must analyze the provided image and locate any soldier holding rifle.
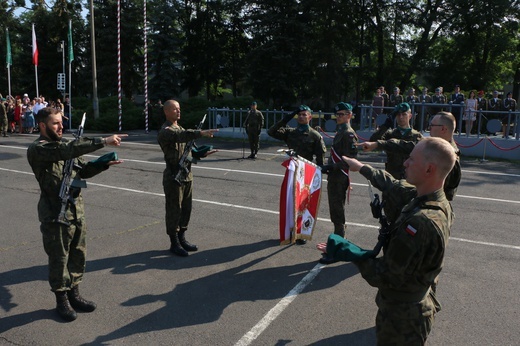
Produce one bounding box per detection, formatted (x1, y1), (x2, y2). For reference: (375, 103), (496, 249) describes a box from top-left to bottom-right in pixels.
(27, 107), (126, 322)
(158, 99), (218, 257)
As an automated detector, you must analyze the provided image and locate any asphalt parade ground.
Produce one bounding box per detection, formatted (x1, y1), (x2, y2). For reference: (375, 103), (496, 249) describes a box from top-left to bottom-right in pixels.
(1, 131), (519, 345)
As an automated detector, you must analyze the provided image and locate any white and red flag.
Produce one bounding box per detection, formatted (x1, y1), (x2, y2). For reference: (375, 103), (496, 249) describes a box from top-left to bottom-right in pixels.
(32, 24), (38, 66)
(279, 155), (322, 245)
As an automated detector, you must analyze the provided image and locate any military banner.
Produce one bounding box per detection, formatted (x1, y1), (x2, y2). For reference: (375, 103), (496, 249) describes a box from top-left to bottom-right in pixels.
(279, 155), (322, 245)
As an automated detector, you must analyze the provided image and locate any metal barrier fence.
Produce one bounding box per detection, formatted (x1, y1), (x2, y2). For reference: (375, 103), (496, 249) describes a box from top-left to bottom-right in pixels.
(357, 103), (519, 140)
(207, 104), (519, 141)
(206, 107), (336, 132)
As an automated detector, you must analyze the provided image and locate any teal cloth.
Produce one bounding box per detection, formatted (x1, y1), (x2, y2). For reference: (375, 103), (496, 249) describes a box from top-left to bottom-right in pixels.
(297, 124), (310, 132)
(191, 145), (213, 160)
(89, 152), (118, 168)
(326, 234), (375, 262)
(336, 123), (347, 132)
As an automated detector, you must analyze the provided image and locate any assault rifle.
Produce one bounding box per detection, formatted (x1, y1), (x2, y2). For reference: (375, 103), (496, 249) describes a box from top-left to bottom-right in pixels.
(174, 114), (207, 185)
(368, 181), (390, 257)
(56, 113), (87, 225)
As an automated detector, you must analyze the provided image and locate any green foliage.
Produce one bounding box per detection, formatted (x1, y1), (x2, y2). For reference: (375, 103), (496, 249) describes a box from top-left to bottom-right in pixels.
(1, 0), (519, 116)
(71, 96), (145, 132)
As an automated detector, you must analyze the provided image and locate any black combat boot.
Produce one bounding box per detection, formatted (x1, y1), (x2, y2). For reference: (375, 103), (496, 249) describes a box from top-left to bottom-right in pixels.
(68, 285), (97, 312)
(55, 291), (77, 322)
(178, 229), (198, 252)
(169, 232), (189, 257)
(247, 151), (255, 159)
(334, 224), (346, 238)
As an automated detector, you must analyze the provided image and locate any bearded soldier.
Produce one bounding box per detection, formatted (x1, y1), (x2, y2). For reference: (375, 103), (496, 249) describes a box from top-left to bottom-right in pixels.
(27, 107), (126, 321)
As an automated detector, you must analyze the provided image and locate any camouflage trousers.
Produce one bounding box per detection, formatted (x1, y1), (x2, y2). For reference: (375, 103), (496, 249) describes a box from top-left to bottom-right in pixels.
(375, 290), (440, 346)
(327, 171), (350, 236)
(247, 130), (260, 152)
(1, 116), (7, 133)
(163, 178), (193, 235)
(41, 220), (87, 292)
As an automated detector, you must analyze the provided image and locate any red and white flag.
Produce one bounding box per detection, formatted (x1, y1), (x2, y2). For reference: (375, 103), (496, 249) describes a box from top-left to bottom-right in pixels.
(279, 156), (322, 244)
(32, 24), (38, 66)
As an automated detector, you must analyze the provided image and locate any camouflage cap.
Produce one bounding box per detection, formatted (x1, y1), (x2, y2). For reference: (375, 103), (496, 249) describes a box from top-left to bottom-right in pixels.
(395, 102), (411, 113)
(334, 102), (353, 112)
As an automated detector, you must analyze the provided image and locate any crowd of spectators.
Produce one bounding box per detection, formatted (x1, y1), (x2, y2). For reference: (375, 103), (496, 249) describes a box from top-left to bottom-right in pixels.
(1, 93), (69, 135)
(371, 85), (517, 136)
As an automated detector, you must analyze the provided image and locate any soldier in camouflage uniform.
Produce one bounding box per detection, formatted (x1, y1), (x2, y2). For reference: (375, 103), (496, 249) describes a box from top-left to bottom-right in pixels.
(369, 102), (423, 179)
(26, 107), (126, 322)
(388, 87), (403, 108)
(318, 137), (457, 345)
(268, 105), (326, 166)
(320, 102), (358, 239)
(1, 99), (8, 137)
(268, 104), (326, 245)
(158, 100), (218, 257)
(243, 101), (264, 159)
(431, 87), (446, 114)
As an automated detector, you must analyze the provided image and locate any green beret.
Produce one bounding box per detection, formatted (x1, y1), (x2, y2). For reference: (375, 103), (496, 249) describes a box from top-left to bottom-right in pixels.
(395, 102), (410, 113)
(251, 101), (257, 106)
(89, 152), (118, 168)
(298, 105), (312, 112)
(192, 145), (214, 160)
(334, 102), (353, 112)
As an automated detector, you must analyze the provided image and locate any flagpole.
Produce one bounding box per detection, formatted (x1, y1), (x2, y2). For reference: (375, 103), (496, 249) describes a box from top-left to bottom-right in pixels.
(7, 65), (11, 97)
(32, 24), (39, 98)
(68, 19), (73, 131)
(6, 28), (12, 97)
(144, 0), (149, 133)
(117, 0), (122, 132)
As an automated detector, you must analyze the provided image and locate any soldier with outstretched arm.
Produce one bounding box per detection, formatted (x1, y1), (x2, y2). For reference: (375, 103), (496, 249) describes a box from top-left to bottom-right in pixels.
(157, 99), (218, 257)
(317, 137), (457, 345)
(27, 107), (126, 322)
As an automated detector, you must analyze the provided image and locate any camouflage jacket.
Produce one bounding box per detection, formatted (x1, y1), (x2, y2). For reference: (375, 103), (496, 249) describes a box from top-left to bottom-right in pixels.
(157, 120), (202, 183)
(378, 138), (461, 201)
(244, 110), (264, 131)
(327, 123), (358, 173)
(268, 120), (326, 165)
(356, 189), (453, 302)
(359, 164), (417, 225)
(378, 139), (462, 201)
(27, 136), (106, 223)
(377, 128), (423, 179)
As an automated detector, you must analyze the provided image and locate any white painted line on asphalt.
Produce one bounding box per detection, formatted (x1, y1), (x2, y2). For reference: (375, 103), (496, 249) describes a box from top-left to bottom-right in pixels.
(234, 263), (325, 346)
(450, 237), (520, 250)
(2, 167), (519, 248)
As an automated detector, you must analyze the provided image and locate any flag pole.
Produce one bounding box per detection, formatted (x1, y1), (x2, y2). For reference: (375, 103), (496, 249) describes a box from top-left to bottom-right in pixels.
(144, 0), (149, 133)
(6, 28), (12, 97)
(117, 0), (122, 132)
(68, 19), (73, 131)
(32, 24), (39, 98)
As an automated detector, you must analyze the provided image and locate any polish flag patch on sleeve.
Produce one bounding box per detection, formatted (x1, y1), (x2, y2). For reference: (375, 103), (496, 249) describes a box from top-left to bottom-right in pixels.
(405, 224), (418, 236)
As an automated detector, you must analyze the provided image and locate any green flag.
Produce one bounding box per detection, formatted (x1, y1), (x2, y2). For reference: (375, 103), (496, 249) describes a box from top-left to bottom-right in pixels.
(6, 29), (12, 68)
(67, 22), (74, 63)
